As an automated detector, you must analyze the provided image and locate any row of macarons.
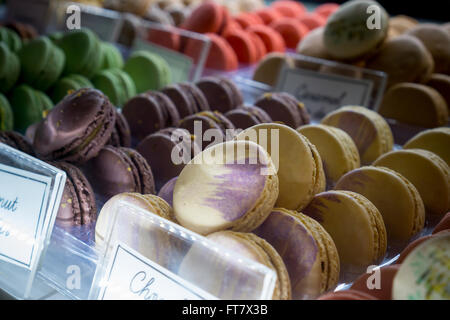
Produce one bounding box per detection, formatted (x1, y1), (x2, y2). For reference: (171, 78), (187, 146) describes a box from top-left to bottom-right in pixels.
(0, 27), (174, 133)
(1, 85), (449, 299)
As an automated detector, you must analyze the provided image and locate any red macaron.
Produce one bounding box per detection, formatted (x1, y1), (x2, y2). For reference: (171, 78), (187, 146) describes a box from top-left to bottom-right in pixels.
(270, 17), (309, 49)
(432, 212), (450, 234)
(315, 3), (340, 19)
(204, 33), (238, 71)
(350, 265), (401, 300)
(271, 0), (307, 18)
(182, 1), (224, 34)
(147, 28), (180, 51)
(248, 31), (267, 61)
(225, 29), (259, 64)
(247, 24), (286, 53)
(234, 12), (264, 29)
(255, 8), (283, 25)
(298, 13), (327, 31)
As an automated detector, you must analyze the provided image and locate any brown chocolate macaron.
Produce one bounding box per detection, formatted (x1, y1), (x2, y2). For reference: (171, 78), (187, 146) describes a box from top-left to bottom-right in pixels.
(178, 82), (210, 112)
(255, 92), (310, 128)
(162, 83), (196, 118)
(33, 88), (116, 164)
(136, 127), (199, 191)
(51, 161), (97, 227)
(108, 110), (132, 148)
(146, 91), (181, 128)
(225, 105), (272, 130)
(83, 145), (155, 202)
(196, 76), (242, 113)
(0, 130), (35, 155)
(178, 113), (224, 150)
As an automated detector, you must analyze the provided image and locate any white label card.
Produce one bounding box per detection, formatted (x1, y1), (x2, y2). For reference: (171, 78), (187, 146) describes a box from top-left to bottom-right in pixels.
(275, 66), (374, 119)
(98, 242), (217, 300)
(0, 163), (51, 269)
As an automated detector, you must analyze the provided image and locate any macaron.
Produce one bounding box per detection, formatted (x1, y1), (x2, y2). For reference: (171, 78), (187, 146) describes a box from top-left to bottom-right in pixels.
(136, 127), (199, 191)
(254, 92), (310, 128)
(254, 8), (283, 25)
(378, 83), (448, 128)
(92, 69), (134, 107)
(173, 140), (279, 235)
(224, 29), (258, 64)
(51, 161), (97, 227)
(57, 29), (102, 79)
(0, 93), (13, 131)
(2, 21), (38, 41)
(9, 84), (52, 133)
(425, 73), (450, 113)
(252, 53), (292, 87)
(247, 25), (286, 53)
(203, 33), (238, 71)
(50, 74), (94, 104)
(318, 289), (378, 300)
(233, 13), (264, 30)
(206, 231), (291, 300)
(123, 50), (171, 93)
(0, 27), (22, 52)
(83, 145), (155, 202)
(303, 190), (387, 274)
(314, 3), (340, 19)
(196, 76), (244, 113)
(395, 234), (434, 265)
(236, 123), (325, 211)
(254, 208), (340, 299)
(335, 166), (425, 241)
(392, 233), (450, 300)
(270, 18), (309, 49)
(366, 35), (434, 87)
(323, 0), (389, 61)
(350, 265), (401, 300)
(271, 0), (306, 18)
(406, 24), (450, 74)
(178, 82), (210, 112)
(161, 83), (196, 118)
(403, 128), (450, 167)
(107, 110), (132, 148)
(157, 176), (177, 207)
(100, 41), (124, 69)
(296, 26), (332, 60)
(297, 124), (360, 188)
(0, 43), (20, 93)
(0, 130), (34, 155)
(433, 212), (450, 234)
(147, 27), (181, 52)
(388, 15), (418, 38)
(181, 1), (224, 34)
(33, 88), (116, 164)
(374, 149), (450, 217)
(297, 13), (327, 31)
(224, 105), (271, 130)
(95, 192), (175, 247)
(321, 106), (394, 165)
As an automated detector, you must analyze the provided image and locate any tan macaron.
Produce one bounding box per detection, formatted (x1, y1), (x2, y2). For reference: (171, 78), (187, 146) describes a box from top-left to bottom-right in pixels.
(404, 127), (450, 166)
(366, 35), (434, 87)
(378, 82), (448, 128)
(426, 73), (450, 113)
(252, 52), (294, 87)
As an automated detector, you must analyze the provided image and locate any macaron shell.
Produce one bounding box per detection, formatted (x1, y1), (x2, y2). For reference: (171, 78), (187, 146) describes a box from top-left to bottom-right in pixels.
(0, 93), (14, 131)
(225, 29), (258, 64)
(182, 1), (223, 34)
(270, 18), (309, 49)
(426, 74), (450, 113)
(157, 177), (178, 207)
(433, 212), (450, 234)
(173, 140), (279, 235)
(335, 166), (425, 241)
(297, 124), (360, 188)
(247, 25), (286, 53)
(350, 264), (401, 300)
(10, 85), (43, 133)
(235, 123), (325, 211)
(321, 106), (394, 165)
(204, 33), (238, 71)
(395, 234), (434, 264)
(404, 127), (450, 167)
(252, 53), (290, 87)
(298, 13), (327, 31)
(373, 149), (450, 217)
(303, 190), (387, 272)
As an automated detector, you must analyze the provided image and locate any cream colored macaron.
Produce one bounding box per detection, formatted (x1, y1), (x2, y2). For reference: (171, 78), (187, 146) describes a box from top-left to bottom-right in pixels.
(374, 149), (450, 217)
(298, 124), (360, 188)
(321, 106), (394, 165)
(173, 140), (279, 235)
(252, 53), (293, 87)
(404, 127), (450, 166)
(235, 123), (325, 211)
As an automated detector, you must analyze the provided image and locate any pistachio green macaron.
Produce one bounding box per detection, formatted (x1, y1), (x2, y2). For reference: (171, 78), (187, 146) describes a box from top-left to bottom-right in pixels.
(0, 93), (14, 131)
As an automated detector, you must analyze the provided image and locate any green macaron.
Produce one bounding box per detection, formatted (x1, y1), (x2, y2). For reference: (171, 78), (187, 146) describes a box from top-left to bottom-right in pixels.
(123, 50), (172, 93)
(0, 27), (22, 52)
(92, 69), (126, 107)
(57, 29), (102, 79)
(0, 93), (13, 131)
(100, 42), (124, 69)
(51, 74), (94, 103)
(0, 43), (21, 93)
(18, 36), (65, 91)
(108, 68), (137, 104)
(10, 85), (48, 133)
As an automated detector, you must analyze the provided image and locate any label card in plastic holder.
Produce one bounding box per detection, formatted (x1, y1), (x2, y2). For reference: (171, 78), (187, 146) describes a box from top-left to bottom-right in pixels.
(0, 143), (66, 299)
(89, 201), (276, 300)
(0, 164), (51, 268)
(133, 39), (192, 83)
(77, 5), (123, 42)
(99, 242), (216, 300)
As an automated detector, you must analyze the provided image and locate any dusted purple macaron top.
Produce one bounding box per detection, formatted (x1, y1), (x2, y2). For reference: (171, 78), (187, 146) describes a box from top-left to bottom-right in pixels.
(203, 161), (267, 221)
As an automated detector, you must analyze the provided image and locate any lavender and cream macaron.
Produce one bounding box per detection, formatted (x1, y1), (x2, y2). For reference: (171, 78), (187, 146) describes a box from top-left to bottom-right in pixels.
(173, 140), (279, 235)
